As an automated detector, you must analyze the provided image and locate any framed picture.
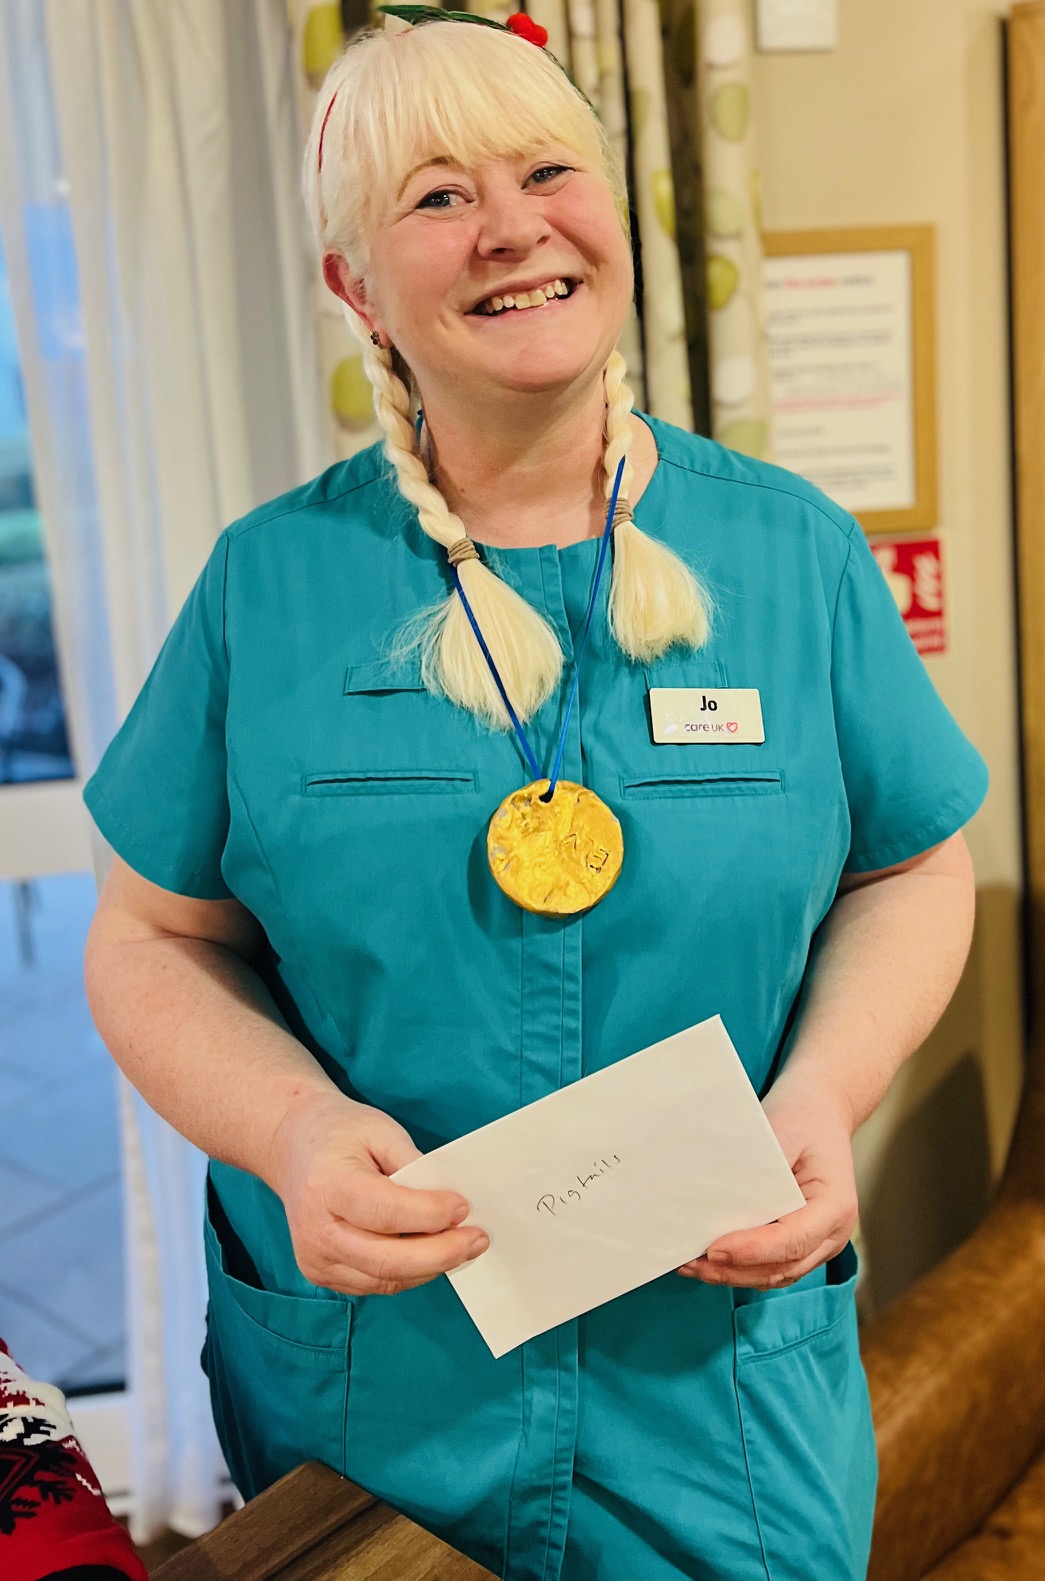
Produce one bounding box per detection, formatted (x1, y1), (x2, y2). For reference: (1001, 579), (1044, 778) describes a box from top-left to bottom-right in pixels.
(761, 225), (938, 533)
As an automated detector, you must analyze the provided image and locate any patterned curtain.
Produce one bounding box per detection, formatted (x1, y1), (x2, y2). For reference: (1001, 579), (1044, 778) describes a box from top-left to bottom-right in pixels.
(289, 2), (363, 458)
(691, 0), (771, 458)
(288, 0), (769, 462)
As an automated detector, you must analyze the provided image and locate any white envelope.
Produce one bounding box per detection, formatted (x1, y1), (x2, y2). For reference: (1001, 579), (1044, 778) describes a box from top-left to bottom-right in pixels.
(390, 1014), (806, 1358)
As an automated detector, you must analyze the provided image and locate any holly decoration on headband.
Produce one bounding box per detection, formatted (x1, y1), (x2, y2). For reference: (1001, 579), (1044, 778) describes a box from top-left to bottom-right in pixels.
(505, 12), (549, 45)
(377, 6), (549, 46)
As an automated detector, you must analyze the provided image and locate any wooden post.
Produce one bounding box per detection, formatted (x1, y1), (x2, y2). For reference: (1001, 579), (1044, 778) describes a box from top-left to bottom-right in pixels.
(1009, 1), (1045, 1064)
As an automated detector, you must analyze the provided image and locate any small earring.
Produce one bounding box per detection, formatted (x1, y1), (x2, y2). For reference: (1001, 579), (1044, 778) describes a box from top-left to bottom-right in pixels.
(370, 331), (382, 346)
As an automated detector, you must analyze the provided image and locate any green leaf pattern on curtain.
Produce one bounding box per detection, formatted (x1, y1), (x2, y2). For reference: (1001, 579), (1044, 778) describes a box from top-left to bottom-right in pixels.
(694, 0), (772, 458)
(290, 1), (372, 454)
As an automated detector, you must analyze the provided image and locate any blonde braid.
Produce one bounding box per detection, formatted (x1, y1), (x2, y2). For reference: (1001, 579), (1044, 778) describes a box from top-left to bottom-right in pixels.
(602, 351), (714, 661)
(361, 322), (566, 729)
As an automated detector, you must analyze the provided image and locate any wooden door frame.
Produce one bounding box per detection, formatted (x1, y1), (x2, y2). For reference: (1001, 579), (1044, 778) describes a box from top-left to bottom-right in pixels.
(1008, 1), (1045, 1053)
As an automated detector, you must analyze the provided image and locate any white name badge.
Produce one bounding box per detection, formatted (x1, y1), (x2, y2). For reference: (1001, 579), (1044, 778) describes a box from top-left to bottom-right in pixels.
(649, 687), (765, 744)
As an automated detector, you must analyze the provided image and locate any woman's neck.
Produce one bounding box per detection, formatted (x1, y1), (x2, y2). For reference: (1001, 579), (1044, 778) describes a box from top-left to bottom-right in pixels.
(418, 401), (658, 551)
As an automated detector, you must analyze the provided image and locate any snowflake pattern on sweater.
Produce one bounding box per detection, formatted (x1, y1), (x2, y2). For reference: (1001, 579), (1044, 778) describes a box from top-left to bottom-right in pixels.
(0, 1341), (146, 1581)
(0, 1350), (88, 1535)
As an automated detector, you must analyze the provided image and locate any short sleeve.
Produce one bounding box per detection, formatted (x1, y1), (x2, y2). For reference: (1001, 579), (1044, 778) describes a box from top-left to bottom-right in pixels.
(831, 523), (989, 874)
(83, 530), (235, 899)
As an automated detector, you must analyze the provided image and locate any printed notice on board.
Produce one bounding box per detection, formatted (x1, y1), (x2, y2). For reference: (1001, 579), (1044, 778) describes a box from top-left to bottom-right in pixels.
(763, 250), (916, 512)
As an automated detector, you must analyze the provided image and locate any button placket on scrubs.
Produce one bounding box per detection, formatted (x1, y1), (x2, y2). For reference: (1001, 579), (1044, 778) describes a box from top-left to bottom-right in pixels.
(490, 541), (599, 1581)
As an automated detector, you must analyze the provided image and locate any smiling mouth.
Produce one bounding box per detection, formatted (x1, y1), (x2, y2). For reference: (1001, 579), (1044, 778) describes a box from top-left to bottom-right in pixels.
(467, 279), (584, 321)
(467, 278), (581, 317)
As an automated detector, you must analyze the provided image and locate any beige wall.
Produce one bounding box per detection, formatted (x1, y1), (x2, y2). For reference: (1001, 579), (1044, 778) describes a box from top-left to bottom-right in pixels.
(752, 0), (1025, 1316)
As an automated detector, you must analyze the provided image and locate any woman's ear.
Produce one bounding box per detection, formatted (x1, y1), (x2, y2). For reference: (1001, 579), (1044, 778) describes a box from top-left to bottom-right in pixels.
(322, 252), (372, 325)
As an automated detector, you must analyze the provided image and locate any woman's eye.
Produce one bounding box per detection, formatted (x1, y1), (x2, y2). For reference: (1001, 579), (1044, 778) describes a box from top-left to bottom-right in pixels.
(414, 188), (461, 210)
(416, 165), (572, 210)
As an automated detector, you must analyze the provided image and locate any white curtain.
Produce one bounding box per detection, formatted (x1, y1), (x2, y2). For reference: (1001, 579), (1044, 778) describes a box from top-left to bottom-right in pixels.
(0, 0), (329, 1540)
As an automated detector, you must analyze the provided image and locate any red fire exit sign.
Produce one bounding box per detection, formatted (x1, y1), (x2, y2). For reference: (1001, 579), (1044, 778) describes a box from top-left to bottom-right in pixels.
(869, 536), (946, 657)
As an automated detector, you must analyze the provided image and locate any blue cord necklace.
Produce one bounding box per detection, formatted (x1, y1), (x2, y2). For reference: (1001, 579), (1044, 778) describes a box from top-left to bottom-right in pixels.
(420, 414), (626, 917)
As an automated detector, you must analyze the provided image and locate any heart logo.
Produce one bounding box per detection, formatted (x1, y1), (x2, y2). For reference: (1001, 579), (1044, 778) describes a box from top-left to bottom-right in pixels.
(727, 721), (739, 733)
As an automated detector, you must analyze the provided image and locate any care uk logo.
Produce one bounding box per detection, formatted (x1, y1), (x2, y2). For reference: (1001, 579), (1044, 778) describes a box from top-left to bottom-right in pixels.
(681, 696), (740, 734)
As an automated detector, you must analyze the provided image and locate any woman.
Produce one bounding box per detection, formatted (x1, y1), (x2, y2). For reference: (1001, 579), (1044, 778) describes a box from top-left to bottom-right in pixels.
(82, 14), (987, 1581)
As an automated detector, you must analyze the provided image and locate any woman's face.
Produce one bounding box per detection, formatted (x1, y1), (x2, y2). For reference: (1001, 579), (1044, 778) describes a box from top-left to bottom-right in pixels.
(335, 148), (633, 402)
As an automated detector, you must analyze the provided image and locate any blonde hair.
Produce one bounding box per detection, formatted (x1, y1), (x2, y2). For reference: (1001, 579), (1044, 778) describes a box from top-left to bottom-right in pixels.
(303, 18), (714, 730)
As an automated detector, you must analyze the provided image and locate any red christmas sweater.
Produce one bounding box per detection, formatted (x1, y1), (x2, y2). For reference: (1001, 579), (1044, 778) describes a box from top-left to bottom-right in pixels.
(0, 1340), (147, 1581)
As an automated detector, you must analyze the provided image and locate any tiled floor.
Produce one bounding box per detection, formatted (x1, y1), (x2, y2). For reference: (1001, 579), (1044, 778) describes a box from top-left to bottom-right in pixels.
(0, 871), (125, 1392)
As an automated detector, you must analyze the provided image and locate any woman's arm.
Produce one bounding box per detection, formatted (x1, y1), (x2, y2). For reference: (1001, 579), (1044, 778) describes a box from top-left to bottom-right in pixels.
(678, 828), (978, 1286)
(83, 854), (344, 1189)
(771, 829), (977, 1131)
(84, 854), (483, 1295)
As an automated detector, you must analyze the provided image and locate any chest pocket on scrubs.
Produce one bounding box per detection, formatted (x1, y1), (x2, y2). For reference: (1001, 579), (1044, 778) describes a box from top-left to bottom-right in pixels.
(304, 768), (476, 794)
(730, 1240), (878, 1581)
(617, 660), (789, 883)
(306, 655), (481, 793)
(283, 654), (482, 979)
(631, 658), (782, 790)
(201, 1178), (353, 1500)
(620, 770), (784, 798)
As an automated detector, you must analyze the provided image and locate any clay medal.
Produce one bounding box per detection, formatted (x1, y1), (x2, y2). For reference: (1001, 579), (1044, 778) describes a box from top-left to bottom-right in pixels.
(443, 448), (628, 918)
(488, 779), (623, 916)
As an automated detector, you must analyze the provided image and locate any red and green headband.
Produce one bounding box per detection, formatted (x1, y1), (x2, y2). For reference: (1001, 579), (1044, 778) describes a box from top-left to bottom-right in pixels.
(379, 5), (550, 46)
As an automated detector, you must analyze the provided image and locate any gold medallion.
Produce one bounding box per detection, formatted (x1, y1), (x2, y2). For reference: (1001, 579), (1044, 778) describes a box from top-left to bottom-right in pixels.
(487, 780), (624, 916)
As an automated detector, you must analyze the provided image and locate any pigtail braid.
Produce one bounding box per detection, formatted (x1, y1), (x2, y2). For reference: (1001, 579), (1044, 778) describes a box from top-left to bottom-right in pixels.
(602, 351), (714, 660)
(362, 325), (565, 729)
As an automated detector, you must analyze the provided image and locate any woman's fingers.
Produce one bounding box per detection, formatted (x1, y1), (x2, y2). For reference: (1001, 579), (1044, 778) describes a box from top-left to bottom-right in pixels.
(319, 1268), (442, 1298)
(273, 1096), (489, 1296)
(676, 1233), (840, 1287)
(328, 1165), (471, 1237)
(320, 1246), (482, 1298)
(296, 1215), (489, 1293)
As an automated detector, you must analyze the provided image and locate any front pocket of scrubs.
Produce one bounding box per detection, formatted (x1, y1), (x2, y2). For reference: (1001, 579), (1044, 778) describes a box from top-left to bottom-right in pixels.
(620, 769), (784, 799)
(202, 1182), (353, 1499)
(732, 1241), (878, 1581)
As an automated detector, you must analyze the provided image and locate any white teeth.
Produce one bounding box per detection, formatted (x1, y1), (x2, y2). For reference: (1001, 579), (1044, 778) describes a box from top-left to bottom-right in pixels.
(477, 277), (573, 315)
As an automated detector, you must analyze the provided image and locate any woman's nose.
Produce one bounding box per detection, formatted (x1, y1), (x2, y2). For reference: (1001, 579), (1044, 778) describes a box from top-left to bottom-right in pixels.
(474, 188), (552, 255)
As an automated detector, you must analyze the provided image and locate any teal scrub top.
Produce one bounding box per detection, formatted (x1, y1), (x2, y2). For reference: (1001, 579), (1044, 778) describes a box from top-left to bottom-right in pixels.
(83, 412), (988, 1581)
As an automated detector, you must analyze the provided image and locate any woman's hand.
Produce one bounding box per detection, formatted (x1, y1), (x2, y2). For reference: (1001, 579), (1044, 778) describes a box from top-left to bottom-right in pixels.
(676, 1068), (858, 1289)
(265, 1089), (490, 1297)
